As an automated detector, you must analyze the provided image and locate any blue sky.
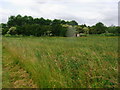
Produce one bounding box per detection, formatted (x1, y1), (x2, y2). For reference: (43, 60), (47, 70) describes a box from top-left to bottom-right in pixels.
(0, 0), (119, 26)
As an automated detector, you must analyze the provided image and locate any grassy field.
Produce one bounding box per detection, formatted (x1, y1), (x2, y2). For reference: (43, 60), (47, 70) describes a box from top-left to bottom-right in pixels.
(0, 36), (2, 89)
(2, 36), (118, 88)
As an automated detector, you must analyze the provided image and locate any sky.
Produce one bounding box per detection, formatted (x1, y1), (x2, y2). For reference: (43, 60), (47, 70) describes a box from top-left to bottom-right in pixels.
(0, 0), (119, 26)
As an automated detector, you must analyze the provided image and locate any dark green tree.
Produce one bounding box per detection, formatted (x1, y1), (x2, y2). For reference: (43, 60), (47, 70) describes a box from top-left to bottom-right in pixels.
(68, 20), (78, 26)
(93, 22), (107, 34)
(1, 23), (9, 35)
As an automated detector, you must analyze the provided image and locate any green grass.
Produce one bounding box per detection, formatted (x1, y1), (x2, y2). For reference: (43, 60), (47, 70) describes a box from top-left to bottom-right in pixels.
(3, 36), (118, 88)
(0, 36), (2, 89)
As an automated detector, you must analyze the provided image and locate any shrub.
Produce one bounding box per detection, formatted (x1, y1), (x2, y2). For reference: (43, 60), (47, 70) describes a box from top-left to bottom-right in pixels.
(14, 34), (19, 37)
(100, 33), (115, 36)
(7, 27), (17, 35)
(14, 34), (23, 37)
(4, 34), (11, 37)
(80, 33), (87, 37)
(19, 34), (23, 37)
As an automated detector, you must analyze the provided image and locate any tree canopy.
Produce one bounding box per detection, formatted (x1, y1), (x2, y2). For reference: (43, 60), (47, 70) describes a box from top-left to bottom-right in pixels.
(1, 15), (120, 37)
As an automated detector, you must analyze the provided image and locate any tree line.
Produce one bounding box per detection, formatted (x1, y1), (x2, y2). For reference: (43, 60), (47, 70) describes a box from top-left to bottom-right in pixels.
(1, 15), (120, 37)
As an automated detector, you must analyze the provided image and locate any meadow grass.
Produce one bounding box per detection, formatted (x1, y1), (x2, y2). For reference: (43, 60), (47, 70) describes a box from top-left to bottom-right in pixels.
(2, 36), (118, 88)
(0, 36), (2, 89)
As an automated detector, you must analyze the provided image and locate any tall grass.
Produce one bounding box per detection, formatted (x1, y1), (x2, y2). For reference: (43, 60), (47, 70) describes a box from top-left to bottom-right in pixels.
(3, 36), (118, 88)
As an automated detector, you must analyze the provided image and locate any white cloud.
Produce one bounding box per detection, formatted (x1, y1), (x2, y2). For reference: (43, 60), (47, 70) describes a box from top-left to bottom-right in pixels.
(3, 0), (34, 6)
(0, 0), (119, 26)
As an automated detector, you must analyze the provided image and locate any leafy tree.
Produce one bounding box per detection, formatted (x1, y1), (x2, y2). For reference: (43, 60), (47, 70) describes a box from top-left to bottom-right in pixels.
(89, 26), (96, 34)
(51, 24), (61, 36)
(45, 19), (52, 25)
(7, 27), (17, 35)
(115, 26), (120, 34)
(39, 17), (46, 25)
(59, 27), (67, 37)
(7, 16), (16, 27)
(52, 19), (61, 25)
(106, 26), (117, 34)
(80, 24), (87, 28)
(75, 25), (84, 33)
(83, 27), (89, 34)
(15, 15), (23, 26)
(1, 23), (9, 35)
(106, 26), (120, 35)
(93, 22), (107, 34)
(61, 20), (66, 24)
(4, 14), (119, 37)
(67, 20), (78, 26)
(1, 23), (7, 28)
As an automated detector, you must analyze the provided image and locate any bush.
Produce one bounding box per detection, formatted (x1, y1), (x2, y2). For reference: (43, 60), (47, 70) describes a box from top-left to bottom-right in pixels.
(5, 34), (11, 37)
(100, 33), (106, 36)
(14, 34), (19, 37)
(30, 35), (34, 37)
(80, 33), (87, 37)
(14, 34), (24, 37)
(100, 33), (115, 36)
(19, 34), (23, 37)
(7, 27), (17, 35)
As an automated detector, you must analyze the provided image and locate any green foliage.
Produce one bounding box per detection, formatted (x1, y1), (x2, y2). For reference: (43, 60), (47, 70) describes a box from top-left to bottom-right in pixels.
(90, 22), (107, 34)
(80, 24), (87, 28)
(67, 20), (78, 26)
(75, 25), (84, 33)
(83, 27), (89, 34)
(115, 26), (120, 34)
(16, 24), (52, 36)
(4, 34), (11, 37)
(7, 27), (17, 35)
(106, 26), (117, 33)
(80, 33), (87, 37)
(100, 33), (116, 36)
(5, 15), (70, 36)
(101, 26), (120, 36)
(2, 28), (8, 35)
(1, 23), (9, 35)
(59, 27), (67, 37)
(51, 24), (67, 36)
(1, 15), (119, 36)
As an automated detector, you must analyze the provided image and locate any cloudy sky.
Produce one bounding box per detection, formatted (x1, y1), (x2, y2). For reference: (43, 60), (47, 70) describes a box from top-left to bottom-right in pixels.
(0, 0), (119, 26)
